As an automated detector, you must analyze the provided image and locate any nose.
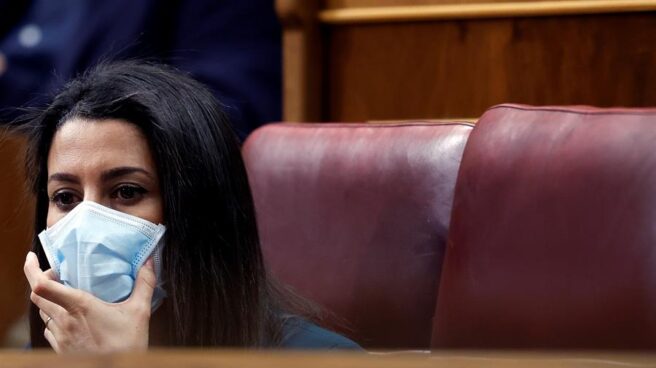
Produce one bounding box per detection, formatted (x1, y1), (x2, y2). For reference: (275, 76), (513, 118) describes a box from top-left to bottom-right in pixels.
(82, 188), (111, 209)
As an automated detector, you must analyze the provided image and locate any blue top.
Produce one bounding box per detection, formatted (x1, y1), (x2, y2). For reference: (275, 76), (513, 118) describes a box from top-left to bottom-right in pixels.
(279, 317), (362, 350)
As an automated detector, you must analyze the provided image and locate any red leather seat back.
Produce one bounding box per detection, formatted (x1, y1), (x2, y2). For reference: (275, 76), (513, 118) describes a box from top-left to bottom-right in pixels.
(433, 104), (656, 349)
(243, 122), (472, 349)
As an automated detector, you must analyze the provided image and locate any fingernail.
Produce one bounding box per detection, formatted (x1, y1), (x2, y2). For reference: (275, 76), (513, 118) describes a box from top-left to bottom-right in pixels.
(145, 258), (154, 269)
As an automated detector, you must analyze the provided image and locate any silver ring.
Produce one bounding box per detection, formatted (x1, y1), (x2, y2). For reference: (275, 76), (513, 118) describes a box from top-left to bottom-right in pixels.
(45, 316), (53, 330)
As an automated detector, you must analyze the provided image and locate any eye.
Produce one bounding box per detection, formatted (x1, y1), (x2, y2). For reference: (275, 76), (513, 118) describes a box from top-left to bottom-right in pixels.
(111, 184), (147, 204)
(51, 190), (82, 211)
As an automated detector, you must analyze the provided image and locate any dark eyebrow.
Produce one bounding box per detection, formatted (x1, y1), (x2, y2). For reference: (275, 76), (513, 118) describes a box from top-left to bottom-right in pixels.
(48, 173), (80, 184)
(101, 166), (154, 182)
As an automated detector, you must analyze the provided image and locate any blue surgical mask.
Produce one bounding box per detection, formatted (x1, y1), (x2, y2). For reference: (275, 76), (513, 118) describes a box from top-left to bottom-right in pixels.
(38, 201), (167, 309)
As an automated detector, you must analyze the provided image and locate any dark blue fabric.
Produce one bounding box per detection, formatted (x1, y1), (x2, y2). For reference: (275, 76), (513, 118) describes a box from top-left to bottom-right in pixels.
(0, 0), (281, 139)
(279, 317), (362, 350)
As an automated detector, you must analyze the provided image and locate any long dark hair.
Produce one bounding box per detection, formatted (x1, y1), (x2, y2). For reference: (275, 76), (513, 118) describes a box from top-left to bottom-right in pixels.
(19, 61), (284, 347)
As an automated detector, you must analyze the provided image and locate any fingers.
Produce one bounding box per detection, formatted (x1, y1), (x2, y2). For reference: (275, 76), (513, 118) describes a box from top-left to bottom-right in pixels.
(129, 258), (156, 310)
(43, 268), (57, 281)
(25, 252), (87, 313)
(24, 252), (58, 283)
(24, 251), (44, 289)
(44, 328), (60, 353)
(39, 309), (60, 335)
(40, 308), (61, 353)
(32, 291), (67, 321)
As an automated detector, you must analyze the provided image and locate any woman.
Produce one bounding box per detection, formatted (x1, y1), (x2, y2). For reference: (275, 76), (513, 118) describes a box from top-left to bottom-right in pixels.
(19, 61), (359, 352)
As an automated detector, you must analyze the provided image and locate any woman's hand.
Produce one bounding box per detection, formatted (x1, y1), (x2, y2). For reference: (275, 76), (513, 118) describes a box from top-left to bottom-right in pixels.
(23, 252), (156, 353)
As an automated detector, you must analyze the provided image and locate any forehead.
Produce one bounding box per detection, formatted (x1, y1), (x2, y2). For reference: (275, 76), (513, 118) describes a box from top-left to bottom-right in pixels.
(48, 118), (156, 173)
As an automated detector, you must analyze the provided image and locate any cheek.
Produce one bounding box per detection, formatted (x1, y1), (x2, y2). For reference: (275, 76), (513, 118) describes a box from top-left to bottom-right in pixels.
(45, 203), (64, 228)
(121, 196), (164, 225)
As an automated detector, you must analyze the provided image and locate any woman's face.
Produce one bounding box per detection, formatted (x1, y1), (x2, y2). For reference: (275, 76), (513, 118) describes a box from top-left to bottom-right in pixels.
(46, 118), (163, 227)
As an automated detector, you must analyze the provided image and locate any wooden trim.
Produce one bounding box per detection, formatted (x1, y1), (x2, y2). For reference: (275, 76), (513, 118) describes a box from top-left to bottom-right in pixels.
(276, 0), (323, 122)
(318, 0), (656, 24)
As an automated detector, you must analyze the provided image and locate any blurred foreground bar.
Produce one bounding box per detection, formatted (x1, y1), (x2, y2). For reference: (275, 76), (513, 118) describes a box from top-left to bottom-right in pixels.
(2, 350), (656, 367)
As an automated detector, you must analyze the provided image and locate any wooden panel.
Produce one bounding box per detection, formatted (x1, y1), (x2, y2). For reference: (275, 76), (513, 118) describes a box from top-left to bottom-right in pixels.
(323, 0), (574, 8)
(0, 131), (32, 344)
(319, 1), (656, 24)
(324, 13), (656, 121)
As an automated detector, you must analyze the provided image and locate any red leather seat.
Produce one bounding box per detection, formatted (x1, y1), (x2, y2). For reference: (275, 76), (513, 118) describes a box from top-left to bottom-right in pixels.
(243, 122), (472, 349)
(433, 104), (656, 349)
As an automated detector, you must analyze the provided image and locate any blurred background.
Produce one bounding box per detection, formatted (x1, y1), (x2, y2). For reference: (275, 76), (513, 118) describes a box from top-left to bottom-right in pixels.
(0, 0), (282, 138)
(2, 0), (656, 348)
(0, 0), (281, 347)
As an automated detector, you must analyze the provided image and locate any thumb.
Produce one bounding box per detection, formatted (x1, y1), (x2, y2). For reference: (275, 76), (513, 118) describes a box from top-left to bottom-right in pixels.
(130, 258), (157, 307)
